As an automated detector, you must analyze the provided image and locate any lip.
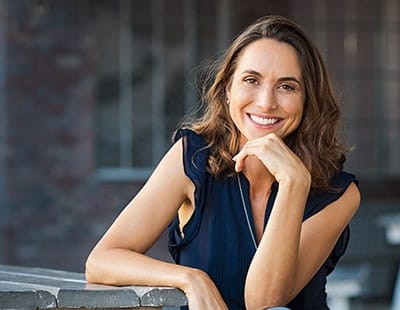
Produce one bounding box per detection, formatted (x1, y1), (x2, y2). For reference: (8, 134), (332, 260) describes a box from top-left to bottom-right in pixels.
(247, 113), (282, 128)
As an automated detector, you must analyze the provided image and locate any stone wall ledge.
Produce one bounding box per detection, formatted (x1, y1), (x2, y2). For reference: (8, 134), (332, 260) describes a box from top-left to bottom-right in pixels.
(0, 264), (187, 309)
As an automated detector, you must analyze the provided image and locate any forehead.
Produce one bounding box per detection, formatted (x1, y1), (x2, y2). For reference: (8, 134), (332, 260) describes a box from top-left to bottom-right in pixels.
(235, 38), (302, 78)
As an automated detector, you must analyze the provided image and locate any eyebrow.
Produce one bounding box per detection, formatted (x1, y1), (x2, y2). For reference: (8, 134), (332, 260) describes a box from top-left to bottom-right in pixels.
(241, 69), (302, 85)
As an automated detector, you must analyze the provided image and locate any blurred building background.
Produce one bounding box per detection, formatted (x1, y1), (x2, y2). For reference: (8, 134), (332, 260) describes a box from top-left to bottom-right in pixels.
(0, 0), (399, 308)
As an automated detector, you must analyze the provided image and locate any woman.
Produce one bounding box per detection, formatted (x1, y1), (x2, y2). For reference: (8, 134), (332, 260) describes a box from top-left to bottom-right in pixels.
(86, 15), (360, 309)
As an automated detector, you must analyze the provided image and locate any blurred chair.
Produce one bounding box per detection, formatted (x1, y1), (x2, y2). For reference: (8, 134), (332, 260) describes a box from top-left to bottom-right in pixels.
(327, 263), (371, 310)
(378, 212), (400, 310)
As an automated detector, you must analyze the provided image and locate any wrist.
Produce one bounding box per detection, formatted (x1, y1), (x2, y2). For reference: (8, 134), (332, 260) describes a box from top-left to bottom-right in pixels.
(279, 171), (311, 193)
(178, 267), (207, 293)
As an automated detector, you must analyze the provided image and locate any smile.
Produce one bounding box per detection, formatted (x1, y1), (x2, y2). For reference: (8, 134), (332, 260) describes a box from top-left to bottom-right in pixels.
(248, 114), (281, 126)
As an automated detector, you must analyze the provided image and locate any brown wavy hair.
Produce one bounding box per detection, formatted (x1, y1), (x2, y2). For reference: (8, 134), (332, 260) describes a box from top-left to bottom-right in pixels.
(178, 15), (347, 191)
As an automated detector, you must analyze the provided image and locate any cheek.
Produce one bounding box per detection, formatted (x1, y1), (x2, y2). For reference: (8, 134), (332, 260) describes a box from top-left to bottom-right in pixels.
(230, 86), (257, 110)
(283, 99), (304, 129)
(228, 98), (246, 129)
(228, 88), (247, 115)
(286, 97), (304, 117)
(296, 104), (304, 119)
(294, 104), (305, 128)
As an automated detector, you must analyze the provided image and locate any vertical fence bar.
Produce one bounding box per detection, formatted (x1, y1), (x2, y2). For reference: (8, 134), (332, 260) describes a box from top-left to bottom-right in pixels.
(184, 0), (196, 114)
(217, 0), (231, 52)
(119, 0), (134, 167)
(0, 0), (8, 263)
(151, 0), (165, 163)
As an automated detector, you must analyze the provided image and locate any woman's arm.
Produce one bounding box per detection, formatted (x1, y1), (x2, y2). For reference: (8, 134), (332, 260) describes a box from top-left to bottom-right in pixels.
(245, 181), (359, 309)
(86, 139), (188, 285)
(85, 139), (228, 309)
(233, 133), (360, 309)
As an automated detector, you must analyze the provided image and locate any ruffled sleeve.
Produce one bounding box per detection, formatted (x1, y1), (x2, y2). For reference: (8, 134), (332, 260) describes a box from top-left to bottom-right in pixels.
(173, 129), (209, 202)
(168, 129), (210, 262)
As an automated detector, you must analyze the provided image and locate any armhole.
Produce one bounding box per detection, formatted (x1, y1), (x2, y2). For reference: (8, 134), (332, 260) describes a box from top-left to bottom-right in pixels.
(178, 199), (194, 238)
(178, 135), (195, 237)
(168, 129), (208, 258)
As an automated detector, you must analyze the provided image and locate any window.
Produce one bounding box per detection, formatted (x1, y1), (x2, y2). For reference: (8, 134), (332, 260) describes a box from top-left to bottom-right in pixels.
(296, 0), (400, 179)
(94, 0), (231, 180)
(340, 0), (400, 177)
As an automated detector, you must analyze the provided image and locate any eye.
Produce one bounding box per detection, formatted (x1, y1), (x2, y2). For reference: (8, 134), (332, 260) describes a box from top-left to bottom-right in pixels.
(244, 77), (259, 85)
(278, 83), (295, 91)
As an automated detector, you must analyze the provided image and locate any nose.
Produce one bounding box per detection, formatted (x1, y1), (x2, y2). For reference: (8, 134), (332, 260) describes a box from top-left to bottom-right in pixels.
(256, 87), (277, 110)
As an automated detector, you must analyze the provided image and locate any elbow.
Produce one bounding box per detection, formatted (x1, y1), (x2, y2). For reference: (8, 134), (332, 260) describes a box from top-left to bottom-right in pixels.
(85, 248), (128, 286)
(245, 285), (294, 310)
(85, 252), (98, 284)
(85, 249), (110, 285)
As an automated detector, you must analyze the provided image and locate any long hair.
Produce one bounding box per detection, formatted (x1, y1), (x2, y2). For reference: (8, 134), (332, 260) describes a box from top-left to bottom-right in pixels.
(178, 15), (347, 191)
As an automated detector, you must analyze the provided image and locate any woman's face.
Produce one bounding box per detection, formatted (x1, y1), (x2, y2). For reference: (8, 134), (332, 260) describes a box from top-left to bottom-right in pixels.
(226, 38), (305, 145)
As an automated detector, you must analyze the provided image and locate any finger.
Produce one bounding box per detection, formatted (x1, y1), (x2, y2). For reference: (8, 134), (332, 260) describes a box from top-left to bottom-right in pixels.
(235, 160), (242, 172)
(233, 147), (251, 172)
(234, 154), (246, 172)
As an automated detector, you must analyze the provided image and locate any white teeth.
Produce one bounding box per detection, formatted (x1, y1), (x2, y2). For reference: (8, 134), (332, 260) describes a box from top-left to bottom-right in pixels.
(249, 114), (279, 126)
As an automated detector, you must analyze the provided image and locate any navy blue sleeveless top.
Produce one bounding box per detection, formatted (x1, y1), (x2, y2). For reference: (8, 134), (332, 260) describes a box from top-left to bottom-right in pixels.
(168, 129), (357, 310)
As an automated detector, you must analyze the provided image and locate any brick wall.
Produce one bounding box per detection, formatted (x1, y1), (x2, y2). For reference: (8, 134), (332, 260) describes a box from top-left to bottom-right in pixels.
(2, 0), (130, 271)
(1, 1), (173, 272)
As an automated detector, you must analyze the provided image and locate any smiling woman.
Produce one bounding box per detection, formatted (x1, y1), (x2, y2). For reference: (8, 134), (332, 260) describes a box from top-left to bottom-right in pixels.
(86, 15), (360, 310)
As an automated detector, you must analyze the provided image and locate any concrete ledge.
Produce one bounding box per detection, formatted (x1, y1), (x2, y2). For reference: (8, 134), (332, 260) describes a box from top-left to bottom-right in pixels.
(137, 286), (187, 307)
(0, 289), (57, 309)
(0, 264), (188, 309)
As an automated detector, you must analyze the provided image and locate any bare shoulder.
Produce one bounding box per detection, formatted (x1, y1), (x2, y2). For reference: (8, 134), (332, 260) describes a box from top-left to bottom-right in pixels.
(143, 137), (193, 202)
(304, 182), (360, 235)
(329, 182), (360, 217)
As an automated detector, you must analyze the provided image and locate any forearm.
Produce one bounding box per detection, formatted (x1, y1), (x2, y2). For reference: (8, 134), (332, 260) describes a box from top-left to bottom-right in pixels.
(86, 247), (195, 290)
(86, 247), (228, 309)
(245, 180), (310, 308)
